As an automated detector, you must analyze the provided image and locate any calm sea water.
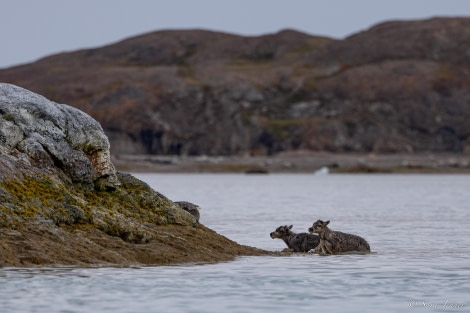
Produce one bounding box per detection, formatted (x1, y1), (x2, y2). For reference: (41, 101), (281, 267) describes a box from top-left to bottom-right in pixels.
(1, 174), (469, 313)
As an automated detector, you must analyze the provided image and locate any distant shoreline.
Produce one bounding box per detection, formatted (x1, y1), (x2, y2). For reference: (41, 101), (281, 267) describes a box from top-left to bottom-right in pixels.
(112, 152), (470, 174)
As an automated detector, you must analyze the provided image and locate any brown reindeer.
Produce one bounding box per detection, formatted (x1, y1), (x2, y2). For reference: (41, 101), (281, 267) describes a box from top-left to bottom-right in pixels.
(308, 220), (370, 255)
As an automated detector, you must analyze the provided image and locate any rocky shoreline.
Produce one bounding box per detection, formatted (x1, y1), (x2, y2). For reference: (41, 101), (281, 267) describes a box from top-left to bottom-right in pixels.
(113, 151), (470, 174)
(0, 84), (272, 268)
(0, 171), (271, 268)
(0, 222), (270, 268)
(1, 84), (469, 268)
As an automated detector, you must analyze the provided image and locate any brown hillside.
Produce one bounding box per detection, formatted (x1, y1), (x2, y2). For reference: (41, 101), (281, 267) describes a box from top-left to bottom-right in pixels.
(1, 18), (470, 155)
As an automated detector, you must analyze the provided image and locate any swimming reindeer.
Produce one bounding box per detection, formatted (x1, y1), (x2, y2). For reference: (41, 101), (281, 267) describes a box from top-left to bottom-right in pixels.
(308, 220), (370, 255)
(270, 225), (320, 252)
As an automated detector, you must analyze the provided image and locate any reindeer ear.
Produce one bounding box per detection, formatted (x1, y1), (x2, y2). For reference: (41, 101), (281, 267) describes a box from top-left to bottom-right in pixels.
(288, 225), (293, 229)
(325, 220), (330, 226)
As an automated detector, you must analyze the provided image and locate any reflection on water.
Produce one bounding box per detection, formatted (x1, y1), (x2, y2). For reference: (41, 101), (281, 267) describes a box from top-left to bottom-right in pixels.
(1, 174), (469, 312)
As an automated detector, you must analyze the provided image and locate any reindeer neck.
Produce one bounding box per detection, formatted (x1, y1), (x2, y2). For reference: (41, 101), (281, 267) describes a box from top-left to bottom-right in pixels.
(319, 226), (332, 240)
(282, 230), (297, 244)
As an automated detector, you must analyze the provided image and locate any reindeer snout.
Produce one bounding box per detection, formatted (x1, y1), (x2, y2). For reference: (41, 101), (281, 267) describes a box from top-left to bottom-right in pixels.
(270, 232), (275, 238)
(308, 227), (313, 233)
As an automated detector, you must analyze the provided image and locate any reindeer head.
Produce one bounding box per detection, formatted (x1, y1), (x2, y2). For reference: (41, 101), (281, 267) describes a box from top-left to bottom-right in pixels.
(308, 220), (330, 234)
(270, 225), (293, 239)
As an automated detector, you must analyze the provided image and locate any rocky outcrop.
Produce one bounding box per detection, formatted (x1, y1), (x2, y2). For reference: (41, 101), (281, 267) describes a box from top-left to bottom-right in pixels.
(1, 18), (470, 155)
(0, 83), (118, 190)
(0, 84), (268, 267)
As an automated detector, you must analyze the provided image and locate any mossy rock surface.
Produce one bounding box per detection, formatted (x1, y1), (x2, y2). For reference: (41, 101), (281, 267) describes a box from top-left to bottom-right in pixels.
(0, 171), (270, 267)
(0, 84), (271, 267)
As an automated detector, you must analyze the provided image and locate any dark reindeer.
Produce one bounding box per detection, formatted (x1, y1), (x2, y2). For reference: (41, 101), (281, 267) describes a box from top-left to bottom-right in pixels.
(270, 225), (320, 252)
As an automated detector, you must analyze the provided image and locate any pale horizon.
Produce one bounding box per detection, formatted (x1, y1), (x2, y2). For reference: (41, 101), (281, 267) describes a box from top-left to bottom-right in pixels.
(1, 0), (469, 69)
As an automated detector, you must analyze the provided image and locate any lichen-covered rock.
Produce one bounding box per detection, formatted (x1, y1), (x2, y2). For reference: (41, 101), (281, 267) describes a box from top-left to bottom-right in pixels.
(0, 83), (118, 190)
(0, 84), (268, 267)
(0, 83), (197, 230)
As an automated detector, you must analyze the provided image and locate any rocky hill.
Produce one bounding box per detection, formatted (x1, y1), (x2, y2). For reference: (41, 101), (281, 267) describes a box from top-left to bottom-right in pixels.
(0, 84), (267, 267)
(1, 17), (470, 156)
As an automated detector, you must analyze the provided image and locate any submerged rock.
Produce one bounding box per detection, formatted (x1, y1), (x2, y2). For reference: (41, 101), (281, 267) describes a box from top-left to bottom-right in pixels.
(0, 84), (268, 267)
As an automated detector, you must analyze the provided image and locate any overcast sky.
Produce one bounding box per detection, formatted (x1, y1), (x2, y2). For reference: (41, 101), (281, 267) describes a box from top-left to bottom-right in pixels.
(1, 0), (469, 69)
